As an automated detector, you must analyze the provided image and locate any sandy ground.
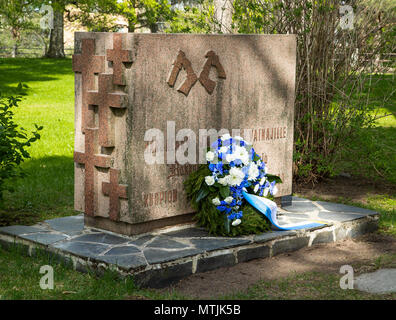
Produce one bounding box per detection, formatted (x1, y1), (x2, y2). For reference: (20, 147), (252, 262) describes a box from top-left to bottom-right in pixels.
(161, 176), (396, 298)
(162, 233), (395, 298)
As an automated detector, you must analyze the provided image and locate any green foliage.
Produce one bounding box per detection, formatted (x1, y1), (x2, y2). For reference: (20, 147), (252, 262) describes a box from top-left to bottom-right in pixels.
(0, 91), (42, 204)
(231, 0), (396, 184)
(184, 164), (271, 237)
(166, 1), (215, 34)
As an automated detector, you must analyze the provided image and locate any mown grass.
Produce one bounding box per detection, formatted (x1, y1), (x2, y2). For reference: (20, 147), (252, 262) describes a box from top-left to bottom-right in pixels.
(0, 58), (394, 300)
(0, 245), (184, 300)
(0, 58), (76, 225)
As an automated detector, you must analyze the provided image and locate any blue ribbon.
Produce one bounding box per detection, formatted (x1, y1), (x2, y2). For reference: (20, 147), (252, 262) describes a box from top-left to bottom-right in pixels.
(242, 191), (325, 231)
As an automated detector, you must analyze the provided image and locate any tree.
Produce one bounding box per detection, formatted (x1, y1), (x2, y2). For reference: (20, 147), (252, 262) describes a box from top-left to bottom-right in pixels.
(0, 0), (36, 57)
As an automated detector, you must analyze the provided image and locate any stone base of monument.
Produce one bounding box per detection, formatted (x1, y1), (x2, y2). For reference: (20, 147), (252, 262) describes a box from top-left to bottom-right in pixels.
(0, 197), (379, 288)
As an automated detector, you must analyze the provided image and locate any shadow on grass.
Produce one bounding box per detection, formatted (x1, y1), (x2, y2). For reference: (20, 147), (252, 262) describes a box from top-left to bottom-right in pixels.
(340, 126), (396, 184)
(0, 58), (72, 96)
(0, 155), (77, 226)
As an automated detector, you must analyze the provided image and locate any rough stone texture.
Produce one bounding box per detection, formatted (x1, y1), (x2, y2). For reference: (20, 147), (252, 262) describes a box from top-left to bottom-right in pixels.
(191, 238), (250, 251)
(311, 230), (334, 245)
(72, 232), (129, 245)
(253, 230), (296, 243)
(0, 225), (48, 236)
(196, 253), (236, 273)
(0, 197), (380, 288)
(355, 269), (396, 294)
(237, 245), (270, 262)
(19, 233), (68, 245)
(144, 248), (202, 264)
(44, 215), (84, 234)
(134, 261), (193, 288)
(73, 32), (297, 235)
(272, 236), (310, 256)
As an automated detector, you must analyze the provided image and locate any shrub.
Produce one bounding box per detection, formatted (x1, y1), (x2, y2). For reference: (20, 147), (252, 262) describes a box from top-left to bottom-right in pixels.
(0, 93), (42, 205)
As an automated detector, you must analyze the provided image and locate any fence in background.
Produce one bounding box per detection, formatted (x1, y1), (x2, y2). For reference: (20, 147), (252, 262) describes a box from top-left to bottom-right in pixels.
(0, 47), (74, 58)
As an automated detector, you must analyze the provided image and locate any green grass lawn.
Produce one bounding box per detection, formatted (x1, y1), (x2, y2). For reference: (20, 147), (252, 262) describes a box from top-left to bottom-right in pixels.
(0, 58), (76, 225)
(0, 58), (395, 300)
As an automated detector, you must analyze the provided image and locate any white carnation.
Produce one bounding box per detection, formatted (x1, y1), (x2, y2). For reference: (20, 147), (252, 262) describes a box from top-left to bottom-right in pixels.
(228, 167), (245, 186)
(220, 133), (231, 141)
(225, 153), (235, 163)
(224, 196), (233, 204)
(218, 176), (230, 186)
(248, 163), (259, 181)
(212, 197), (221, 206)
(206, 151), (215, 162)
(205, 175), (215, 186)
(219, 146), (229, 153)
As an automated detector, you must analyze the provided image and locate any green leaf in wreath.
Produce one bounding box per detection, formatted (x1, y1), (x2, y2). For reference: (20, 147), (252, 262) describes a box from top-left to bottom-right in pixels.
(195, 187), (209, 203)
(219, 186), (230, 198)
(266, 174), (283, 183)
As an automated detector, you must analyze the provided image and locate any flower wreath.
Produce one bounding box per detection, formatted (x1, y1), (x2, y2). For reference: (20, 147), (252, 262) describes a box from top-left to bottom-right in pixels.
(184, 134), (282, 236)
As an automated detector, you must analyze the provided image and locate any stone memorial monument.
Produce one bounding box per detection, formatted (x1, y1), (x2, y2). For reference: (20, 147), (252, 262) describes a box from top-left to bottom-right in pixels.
(73, 32), (296, 236)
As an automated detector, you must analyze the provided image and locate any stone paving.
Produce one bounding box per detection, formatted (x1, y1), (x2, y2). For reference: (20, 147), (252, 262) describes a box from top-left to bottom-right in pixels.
(0, 197), (379, 288)
(355, 269), (396, 294)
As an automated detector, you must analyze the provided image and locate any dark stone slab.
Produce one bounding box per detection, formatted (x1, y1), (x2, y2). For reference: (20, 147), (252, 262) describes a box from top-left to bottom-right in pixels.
(72, 232), (129, 245)
(51, 241), (109, 258)
(163, 228), (210, 238)
(44, 215), (84, 234)
(281, 195), (293, 207)
(283, 201), (318, 213)
(311, 230), (334, 245)
(97, 254), (147, 270)
(134, 261), (193, 288)
(0, 225), (48, 236)
(315, 201), (377, 215)
(318, 211), (366, 222)
(144, 248), (202, 264)
(272, 236), (310, 256)
(128, 235), (155, 247)
(291, 196), (311, 202)
(104, 246), (141, 255)
(20, 233), (68, 245)
(191, 238), (250, 252)
(349, 219), (378, 238)
(278, 212), (311, 219)
(237, 245), (270, 262)
(253, 230), (296, 243)
(146, 236), (190, 249)
(196, 253), (236, 273)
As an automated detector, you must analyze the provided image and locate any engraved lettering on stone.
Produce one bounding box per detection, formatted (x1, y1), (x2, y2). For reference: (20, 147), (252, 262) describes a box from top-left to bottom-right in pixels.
(167, 50), (226, 96)
(167, 50), (198, 96)
(198, 50), (226, 94)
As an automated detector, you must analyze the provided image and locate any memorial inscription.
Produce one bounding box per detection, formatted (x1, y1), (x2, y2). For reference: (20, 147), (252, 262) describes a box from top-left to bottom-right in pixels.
(73, 33), (296, 236)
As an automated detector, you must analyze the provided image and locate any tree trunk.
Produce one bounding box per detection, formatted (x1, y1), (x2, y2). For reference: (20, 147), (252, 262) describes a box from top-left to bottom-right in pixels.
(46, 7), (65, 58)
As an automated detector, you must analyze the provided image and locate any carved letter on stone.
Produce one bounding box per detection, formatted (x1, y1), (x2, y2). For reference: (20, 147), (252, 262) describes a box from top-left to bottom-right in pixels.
(199, 50), (226, 94)
(102, 168), (128, 221)
(167, 50), (198, 96)
(74, 128), (111, 216)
